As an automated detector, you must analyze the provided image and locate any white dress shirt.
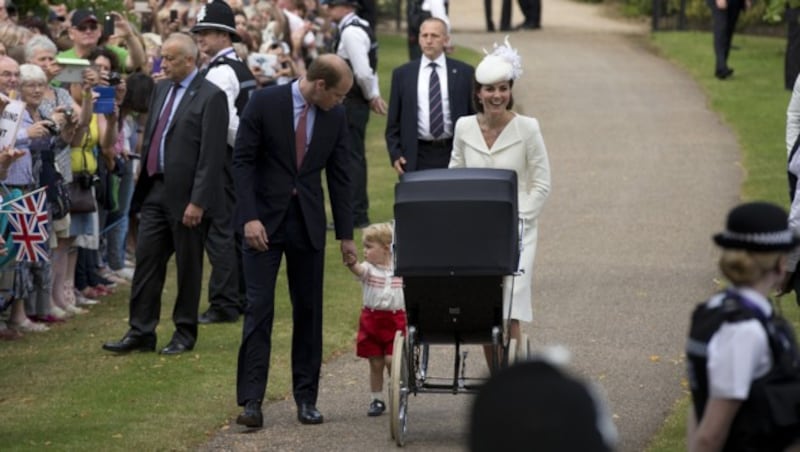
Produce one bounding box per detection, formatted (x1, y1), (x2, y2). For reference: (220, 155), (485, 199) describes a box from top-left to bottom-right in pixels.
(417, 53), (452, 140)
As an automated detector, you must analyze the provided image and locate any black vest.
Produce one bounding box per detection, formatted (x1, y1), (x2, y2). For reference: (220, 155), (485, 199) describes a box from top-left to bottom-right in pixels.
(687, 292), (800, 451)
(331, 18), (377, 103)
(207, 54), (257, 117)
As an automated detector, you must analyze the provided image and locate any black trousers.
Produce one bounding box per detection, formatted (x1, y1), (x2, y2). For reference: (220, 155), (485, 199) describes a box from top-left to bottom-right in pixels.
(205, 159), (243, 316)
(786, 7), (800, 90)
(708, 0), (744, 74)
(417, 138), (454, 170)
(127, 180), (209, 346)
(518, 0), (541, 26)
(237, 198), (325, 406)
(344, 99), (370, 226)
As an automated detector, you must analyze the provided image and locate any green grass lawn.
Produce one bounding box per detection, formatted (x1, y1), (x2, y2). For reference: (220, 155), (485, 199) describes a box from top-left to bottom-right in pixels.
(645, 30), (800, 451)
(0, 34), (480, 452)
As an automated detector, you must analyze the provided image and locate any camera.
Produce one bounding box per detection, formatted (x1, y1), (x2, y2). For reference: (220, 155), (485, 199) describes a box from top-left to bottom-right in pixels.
(75, 172), (99, 190)
(106, 71), (122, 86)
(42, 121), (60, 136)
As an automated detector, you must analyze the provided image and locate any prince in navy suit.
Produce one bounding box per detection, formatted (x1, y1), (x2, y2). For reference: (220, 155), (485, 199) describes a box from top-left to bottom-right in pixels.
(232, 54), (357, 427)
(385, 17), (475, 175)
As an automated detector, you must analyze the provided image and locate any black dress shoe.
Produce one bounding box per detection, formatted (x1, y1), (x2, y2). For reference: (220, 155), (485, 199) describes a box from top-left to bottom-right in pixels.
(198, 309), (239, 324)
(102, 334), (156, 353)
(297, 403), (323, 424)
(715, 68), (734, 80)
(236, 400), (263, 428)
(515, 21), (541, 30)
(159, 340), (193, 355)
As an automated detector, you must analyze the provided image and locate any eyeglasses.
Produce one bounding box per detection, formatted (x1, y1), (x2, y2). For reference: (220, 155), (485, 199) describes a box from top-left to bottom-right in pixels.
(0, 71), (20, 78)
(75, 23), (99, 32)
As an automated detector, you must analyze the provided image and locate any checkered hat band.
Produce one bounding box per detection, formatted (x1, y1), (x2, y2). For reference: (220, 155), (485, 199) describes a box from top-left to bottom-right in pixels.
(720, 229), (794, 246)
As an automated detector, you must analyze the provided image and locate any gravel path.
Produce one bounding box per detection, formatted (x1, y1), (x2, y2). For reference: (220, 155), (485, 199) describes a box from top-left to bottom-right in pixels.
(199, 1), (741, 450)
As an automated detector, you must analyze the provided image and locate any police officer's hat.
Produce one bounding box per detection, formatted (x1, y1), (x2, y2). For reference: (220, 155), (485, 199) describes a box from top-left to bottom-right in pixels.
(190, 0), (241, 42)
(713, 201), (800, 252)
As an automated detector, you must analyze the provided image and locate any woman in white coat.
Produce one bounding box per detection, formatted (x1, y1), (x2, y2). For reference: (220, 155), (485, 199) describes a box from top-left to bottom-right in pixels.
(449, 38), (551, 350)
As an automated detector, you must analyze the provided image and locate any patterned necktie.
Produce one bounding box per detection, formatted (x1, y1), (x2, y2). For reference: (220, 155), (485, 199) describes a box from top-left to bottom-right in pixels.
(295, 103), (311, 169)
(146, 83), (181, 176)
(428, 62), (444, 139)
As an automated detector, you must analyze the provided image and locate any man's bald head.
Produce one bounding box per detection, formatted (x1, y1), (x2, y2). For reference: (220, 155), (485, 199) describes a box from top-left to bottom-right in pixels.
(302, 54), (353, 111)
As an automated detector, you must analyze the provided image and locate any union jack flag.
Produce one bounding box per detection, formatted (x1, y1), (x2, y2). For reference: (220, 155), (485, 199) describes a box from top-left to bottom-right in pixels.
(6, 189), (49, 262)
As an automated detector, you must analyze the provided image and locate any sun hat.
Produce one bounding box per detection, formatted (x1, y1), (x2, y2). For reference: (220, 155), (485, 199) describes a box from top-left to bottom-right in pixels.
(713, 201), (800, 251)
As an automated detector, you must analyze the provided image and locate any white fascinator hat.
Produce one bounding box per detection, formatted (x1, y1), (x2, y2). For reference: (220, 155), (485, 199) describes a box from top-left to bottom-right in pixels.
(475, 36), (523, 85)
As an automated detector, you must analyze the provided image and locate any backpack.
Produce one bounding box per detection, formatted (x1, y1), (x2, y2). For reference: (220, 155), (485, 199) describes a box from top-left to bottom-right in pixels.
(687, 292), (800, 451)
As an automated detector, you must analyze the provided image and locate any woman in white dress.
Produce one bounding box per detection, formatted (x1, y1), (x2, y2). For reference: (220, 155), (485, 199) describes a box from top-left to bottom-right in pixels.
(449, 38), (551, 349)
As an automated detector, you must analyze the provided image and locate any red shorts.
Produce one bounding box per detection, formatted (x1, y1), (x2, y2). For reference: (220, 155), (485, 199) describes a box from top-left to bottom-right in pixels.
(356, 307), (406, 358)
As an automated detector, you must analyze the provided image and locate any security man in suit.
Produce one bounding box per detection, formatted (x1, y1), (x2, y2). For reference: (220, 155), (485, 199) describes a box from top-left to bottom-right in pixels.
(232, 54), (357, 428)
(191, 0), (257, 325)
(386, 17), (475, 174)
(102, 33), (229, 355)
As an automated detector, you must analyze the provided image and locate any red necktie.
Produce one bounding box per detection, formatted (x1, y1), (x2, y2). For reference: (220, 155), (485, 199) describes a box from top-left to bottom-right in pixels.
(295, 103), (310, 169)
(146, 83), (181, 176)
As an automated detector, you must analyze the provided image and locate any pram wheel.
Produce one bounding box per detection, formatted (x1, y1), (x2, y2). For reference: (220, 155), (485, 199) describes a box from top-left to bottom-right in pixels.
(507, 338), (518, 365)
(518, 334), (530, 361)
(389, 331), (409, 446)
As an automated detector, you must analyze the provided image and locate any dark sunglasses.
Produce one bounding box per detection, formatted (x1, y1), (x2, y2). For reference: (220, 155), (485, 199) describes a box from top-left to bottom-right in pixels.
(75, 23), (99, 32)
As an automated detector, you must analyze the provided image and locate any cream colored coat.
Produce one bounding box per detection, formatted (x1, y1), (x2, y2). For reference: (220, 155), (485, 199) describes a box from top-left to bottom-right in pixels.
(449, 114), (551, 322)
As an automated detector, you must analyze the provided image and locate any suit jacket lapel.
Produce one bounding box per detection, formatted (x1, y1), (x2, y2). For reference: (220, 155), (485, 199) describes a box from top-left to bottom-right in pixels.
(167, 76), (203, 135)
(445, 57), (463, 117)
(410, 59), (420, 113)
(144, 82), (170, 143)
(280, 85), (301, 172)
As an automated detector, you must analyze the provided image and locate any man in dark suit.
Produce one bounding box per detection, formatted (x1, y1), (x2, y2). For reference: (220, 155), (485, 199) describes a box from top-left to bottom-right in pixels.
(102, 33), (229, 355)
(233, 54), (357, 428)
(516, 0), (542, 30)
(386, 17), (475, 174)
(707, 0), (747, 80)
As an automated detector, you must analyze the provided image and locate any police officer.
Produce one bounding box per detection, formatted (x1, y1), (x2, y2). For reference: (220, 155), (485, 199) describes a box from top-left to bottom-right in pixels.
(191, 0), (257, 324)
(325, 0), (387, 228)
(687, 202), (800, 451)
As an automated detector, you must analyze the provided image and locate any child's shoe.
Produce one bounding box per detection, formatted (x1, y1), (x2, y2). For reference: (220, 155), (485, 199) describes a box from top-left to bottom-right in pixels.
(367, 399), (385, 417)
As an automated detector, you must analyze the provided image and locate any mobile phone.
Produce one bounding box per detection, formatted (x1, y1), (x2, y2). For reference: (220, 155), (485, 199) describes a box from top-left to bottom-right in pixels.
(169, 9), (178, 22)
(127, 153), (141, 160)
(104, 14), (115, 36)
(152, 57), (162, 74)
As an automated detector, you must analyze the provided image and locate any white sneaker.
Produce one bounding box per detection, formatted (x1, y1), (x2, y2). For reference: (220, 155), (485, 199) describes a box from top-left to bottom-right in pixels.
(49, 305), (70, 320)
(65, 304), (88, 315)
(74, 291), (99, 306)
(116, 267), (135, 281)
